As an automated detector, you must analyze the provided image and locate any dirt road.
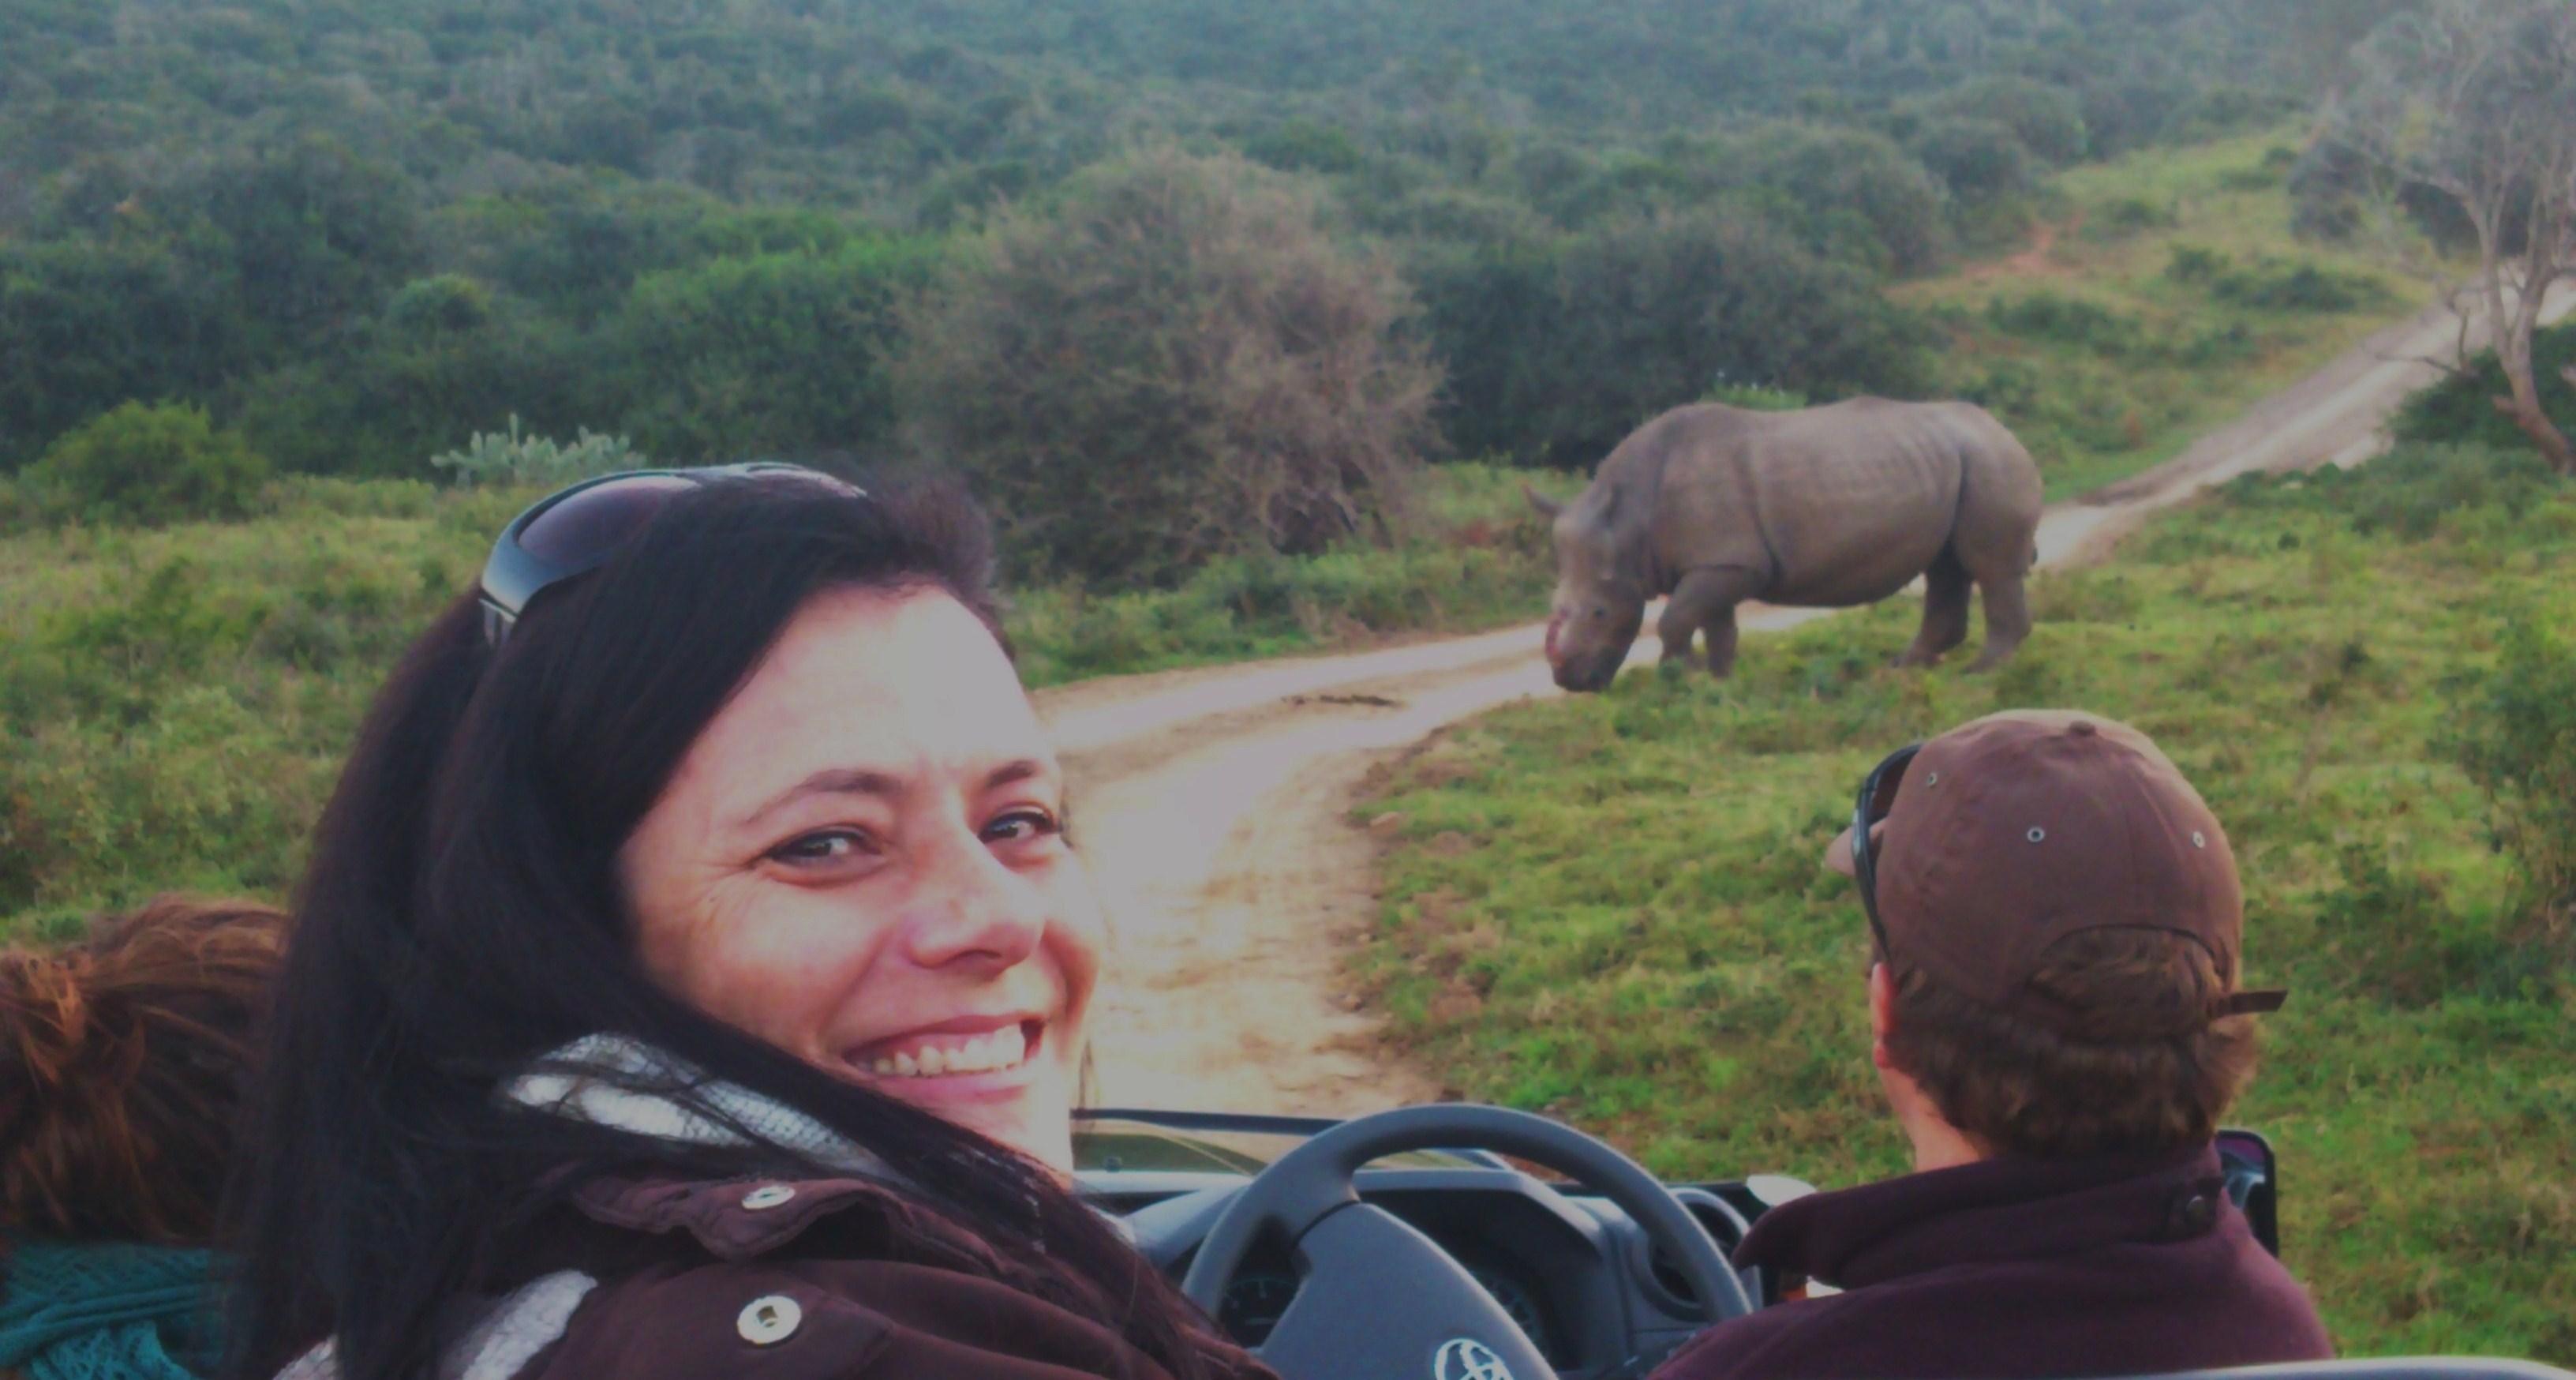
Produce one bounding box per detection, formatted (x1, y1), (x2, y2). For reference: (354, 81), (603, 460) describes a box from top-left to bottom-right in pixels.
(1045, 290), (2570, 1118)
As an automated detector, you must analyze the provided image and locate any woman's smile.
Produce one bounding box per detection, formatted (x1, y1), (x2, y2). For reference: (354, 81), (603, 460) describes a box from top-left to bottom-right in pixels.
(846, 1014), (1044, 1089)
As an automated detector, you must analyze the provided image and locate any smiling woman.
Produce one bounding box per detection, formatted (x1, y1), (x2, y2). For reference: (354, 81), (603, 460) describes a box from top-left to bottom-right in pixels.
(621, 586), (1104, 1170)
(222, 470), (1271, 1380)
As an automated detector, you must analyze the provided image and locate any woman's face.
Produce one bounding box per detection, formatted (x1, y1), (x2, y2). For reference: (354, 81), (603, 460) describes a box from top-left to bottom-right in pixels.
(621, 587), (1103, 1172)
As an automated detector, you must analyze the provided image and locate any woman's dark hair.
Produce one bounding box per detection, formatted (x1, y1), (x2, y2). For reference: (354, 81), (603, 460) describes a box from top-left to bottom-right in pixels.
(223, 476), (1222, 1380)
(0, 895), (286, 1245)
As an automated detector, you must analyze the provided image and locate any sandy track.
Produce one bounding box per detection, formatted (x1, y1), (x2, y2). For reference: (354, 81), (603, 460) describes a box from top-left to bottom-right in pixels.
(1046, 289), (2570, 1117)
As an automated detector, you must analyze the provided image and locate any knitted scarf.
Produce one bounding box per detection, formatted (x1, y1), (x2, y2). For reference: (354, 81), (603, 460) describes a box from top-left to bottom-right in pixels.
(0, 1238), (219, 1380)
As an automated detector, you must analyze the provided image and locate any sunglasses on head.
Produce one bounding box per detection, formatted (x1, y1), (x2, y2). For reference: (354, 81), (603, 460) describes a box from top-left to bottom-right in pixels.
(1851, 742), (1923, 963)
(477, 463), (861, 647)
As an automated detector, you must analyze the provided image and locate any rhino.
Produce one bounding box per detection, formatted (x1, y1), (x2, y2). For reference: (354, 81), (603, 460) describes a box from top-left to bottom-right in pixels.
(1527, 398), (2044, 692)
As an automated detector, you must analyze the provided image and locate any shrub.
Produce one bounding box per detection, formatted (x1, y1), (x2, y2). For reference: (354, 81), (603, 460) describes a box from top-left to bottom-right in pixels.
(2095, 196), (2178, 235)
(1925, 77), (2088, 166)
(1420, 208), (1929, 468)
(384, 274), (494, 335)
(602, 238), (938, 463)
(2393, 321), (2576, 450)
(1706, 381), (1808, 412)
(1725, 122), (1947, 275)
(899, 148), (1439, 585)
(2210, 261), (2384, 313)
(2165, 245), (2230, 283)
(2449, 612), (2576, 926)
(429, 414), (645, 487)
(1908, 117), (2033, 204)
(17, 402), (272, 527)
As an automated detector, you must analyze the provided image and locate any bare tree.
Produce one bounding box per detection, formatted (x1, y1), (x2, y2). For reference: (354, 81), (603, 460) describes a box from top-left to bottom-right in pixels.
(2328, 0), (2576, 474)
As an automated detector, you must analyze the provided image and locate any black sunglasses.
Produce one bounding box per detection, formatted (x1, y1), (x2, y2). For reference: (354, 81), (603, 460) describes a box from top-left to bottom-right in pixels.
(1851, 742), (1923, 962)
(477, 463), (859, 647)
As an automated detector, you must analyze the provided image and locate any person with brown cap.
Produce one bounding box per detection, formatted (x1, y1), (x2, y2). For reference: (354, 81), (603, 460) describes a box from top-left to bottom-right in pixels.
(1653, 709), (2332, 1380)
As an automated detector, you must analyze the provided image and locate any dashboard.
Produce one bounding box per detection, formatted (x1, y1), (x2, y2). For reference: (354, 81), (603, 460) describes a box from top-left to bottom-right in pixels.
(1074, 1111), (1794, 1377)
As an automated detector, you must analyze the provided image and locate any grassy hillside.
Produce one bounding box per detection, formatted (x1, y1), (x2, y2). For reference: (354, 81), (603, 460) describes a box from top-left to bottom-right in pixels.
(0, 463), (1568, 932)
(1910, 129), (2424, 498)
(1356, 447), (2576, 1359)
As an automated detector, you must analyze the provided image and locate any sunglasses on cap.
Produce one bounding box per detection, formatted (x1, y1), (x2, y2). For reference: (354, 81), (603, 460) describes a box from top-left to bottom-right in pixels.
(1849, 741), (1923, 964)
(477, 463), (862, 647)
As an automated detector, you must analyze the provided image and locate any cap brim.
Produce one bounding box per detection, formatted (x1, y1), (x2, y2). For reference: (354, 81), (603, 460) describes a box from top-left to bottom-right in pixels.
(1825, 825), (1859, 877)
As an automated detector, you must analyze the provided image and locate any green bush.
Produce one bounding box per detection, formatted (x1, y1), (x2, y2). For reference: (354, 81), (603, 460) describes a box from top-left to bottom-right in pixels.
(429, 415), (645, 487)
(384, 274), (496, 336)
(899, 148), (1439, 584)
(603, 237), (939, 463)
(1908, 116), (2033, 204)
(2223, 443), (2565, 542)
(2393, 321), (2576, 450)
(2211, 261), (2384, 313)
(2449, 613), (2576, 925)
(1419, 207), (1930, 468)
(1924, 77), (2088, 165)
(17, 402), (272, 527)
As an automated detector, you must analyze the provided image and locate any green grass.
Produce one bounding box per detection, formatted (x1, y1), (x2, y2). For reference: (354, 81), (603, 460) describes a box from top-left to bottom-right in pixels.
(0, 463), (1571, 930)
(1356, 446), (2576, 1362)
(1900, 129), (2429, 499)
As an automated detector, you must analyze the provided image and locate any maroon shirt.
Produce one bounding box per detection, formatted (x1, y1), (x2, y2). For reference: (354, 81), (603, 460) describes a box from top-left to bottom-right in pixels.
(1655, 1144), (2333, 1380)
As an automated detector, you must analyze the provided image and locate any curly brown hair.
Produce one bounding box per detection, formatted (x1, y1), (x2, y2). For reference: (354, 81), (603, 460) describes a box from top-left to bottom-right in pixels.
(1885, 926), (2260, 1158)
(0, 896), (286, 1245)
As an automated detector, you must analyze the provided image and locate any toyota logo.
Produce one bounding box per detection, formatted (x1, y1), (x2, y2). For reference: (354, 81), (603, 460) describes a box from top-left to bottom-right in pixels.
(1433, 1338), (1515, 1380)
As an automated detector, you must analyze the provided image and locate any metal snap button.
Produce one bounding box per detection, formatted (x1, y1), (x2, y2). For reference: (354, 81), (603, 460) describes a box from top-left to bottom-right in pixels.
(740, 1184), (796, 1211)
(737, 1294), (802, 1345)
(2026, 827), (2046, 843)
(2175, 1194), (2217, 1234)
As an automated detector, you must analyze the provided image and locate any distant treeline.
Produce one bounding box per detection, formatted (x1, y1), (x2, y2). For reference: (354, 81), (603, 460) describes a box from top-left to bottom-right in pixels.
(0, 1), (2361, 492)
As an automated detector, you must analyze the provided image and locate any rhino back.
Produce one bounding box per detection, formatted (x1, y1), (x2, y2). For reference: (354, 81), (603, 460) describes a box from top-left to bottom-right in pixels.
(1653, 400), (1971, 606)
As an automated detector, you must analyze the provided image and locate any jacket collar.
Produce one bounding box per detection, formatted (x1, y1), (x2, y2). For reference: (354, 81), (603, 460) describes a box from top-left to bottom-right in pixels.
(502, 1033), (902, 1183)
(1736, 1142), (2229, 1289)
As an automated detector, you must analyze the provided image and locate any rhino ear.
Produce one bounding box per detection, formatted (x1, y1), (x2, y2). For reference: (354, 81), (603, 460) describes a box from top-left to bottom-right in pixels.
(1522, 485), (1563, 519)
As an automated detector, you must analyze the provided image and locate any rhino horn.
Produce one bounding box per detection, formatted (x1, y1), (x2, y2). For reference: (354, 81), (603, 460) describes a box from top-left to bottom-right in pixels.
(1522, 485), (1563, 519)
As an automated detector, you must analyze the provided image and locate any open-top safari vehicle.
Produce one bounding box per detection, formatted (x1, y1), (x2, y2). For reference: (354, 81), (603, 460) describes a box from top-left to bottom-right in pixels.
(1071, 1105), (2565, 1380)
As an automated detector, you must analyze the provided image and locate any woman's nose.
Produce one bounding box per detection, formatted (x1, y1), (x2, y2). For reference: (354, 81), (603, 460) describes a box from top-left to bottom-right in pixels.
(896, 831), (1048, 973)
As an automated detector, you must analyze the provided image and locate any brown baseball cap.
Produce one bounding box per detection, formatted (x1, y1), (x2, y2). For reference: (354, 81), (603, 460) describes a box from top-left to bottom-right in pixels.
(1828, 709), (2285, 1030)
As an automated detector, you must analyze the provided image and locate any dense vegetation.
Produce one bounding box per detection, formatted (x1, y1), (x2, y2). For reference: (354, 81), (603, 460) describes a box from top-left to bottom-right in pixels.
(2, 0), (2383, 588)
(1357, 443), (2576, 1359)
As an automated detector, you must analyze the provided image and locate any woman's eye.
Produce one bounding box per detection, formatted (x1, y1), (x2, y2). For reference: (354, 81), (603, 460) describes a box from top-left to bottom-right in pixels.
(981, 808), (1061, 846)
(772, 830), (872, 866)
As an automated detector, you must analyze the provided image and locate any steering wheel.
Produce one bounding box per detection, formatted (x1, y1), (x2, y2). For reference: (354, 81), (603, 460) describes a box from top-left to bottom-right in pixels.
(1179, 1104), (1753, 1379)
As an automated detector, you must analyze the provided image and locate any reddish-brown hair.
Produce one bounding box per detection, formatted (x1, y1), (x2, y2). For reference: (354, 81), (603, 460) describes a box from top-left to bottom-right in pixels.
(1885, 926), (2260, 1157)
(0, 896), (286, 1244)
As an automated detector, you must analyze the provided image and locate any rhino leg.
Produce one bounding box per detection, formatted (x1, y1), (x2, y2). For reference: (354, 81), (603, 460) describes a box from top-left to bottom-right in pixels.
(1661, 566), (1761, 679)
(1896, 549), (1972, 668)
(1967, 573), (2033, 671)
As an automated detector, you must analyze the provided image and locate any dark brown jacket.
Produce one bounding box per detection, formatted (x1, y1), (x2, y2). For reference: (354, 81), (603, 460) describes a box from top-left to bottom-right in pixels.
(452, 1170), (1273, 1380)
(1653, 1144), (2333, 1380)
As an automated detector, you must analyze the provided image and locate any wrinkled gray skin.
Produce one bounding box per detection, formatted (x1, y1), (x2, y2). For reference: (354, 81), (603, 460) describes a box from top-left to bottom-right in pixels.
(1530, 399), (2044, 692)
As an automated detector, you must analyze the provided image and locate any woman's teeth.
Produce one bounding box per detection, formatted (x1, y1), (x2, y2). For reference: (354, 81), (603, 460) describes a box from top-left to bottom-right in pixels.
(868, 1023), (1030, 1078)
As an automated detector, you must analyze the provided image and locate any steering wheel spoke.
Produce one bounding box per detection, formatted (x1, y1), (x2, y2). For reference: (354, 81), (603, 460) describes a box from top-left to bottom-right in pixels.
(1261, 1202), (1554, 1379)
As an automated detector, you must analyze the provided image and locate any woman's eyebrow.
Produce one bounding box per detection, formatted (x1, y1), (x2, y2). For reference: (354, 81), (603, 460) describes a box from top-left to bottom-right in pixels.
(737, 768), (903, 831)
(736, 759), (1054, 831)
